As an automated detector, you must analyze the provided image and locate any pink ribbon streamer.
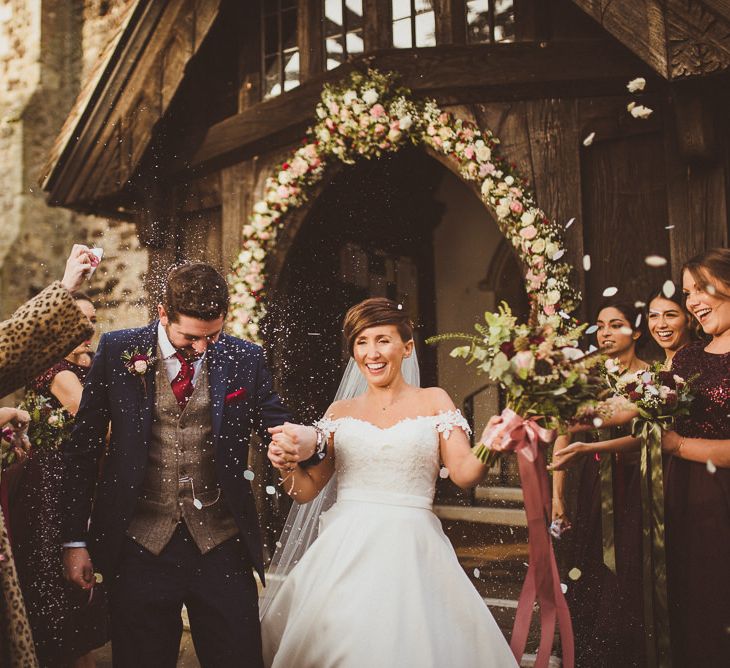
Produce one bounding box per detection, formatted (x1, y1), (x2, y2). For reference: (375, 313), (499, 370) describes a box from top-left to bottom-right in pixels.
(485, 408), (575, 668)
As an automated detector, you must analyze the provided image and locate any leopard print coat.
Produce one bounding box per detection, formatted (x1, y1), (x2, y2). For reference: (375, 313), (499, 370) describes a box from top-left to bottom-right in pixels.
(1, 281), (94, 667)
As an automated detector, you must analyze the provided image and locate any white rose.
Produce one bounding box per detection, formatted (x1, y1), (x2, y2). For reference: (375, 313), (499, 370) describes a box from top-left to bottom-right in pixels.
(278, 170), (291, 185)
(547, 290), (561, 305)
(362, 88), (378, 105)
(352, 102), (365, 115)
(133, 360), (148, 374)
(318, 127), (331, 142)
(438, 126), (453, 140)
(481, 178), (494, 197)
(495, 203), (511, 219)
(520, 211), (535, 226)
(48, 414), (59, 426)
(316, 105), (327, 119)
(399, 114), (412, 130)
(343, 90), (357, 105)
(253, 201), (268, 215)
(476, 144), (491, 163)
(504, 175), (515, 186)
(531, 238), (546, 254)
(546, 241), (558, 257)
(387, 128), (402, 143)
(253, 248), (266, 261)
(547, 278), (557, 287)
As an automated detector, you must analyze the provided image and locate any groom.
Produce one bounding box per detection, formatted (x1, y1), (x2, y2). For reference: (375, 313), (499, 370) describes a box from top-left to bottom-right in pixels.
(62, 263), (319, 667)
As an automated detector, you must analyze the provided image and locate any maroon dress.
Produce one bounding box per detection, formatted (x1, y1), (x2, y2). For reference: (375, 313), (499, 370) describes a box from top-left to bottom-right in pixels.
(665, 342), (730, 667)
(10, 360), (108, 667)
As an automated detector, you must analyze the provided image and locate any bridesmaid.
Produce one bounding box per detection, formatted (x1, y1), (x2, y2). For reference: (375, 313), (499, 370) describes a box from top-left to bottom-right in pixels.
(661, 249), (730, 667)
(11, 292), (107, 668)
(645, 281), (696, 366)
(552, 300), (649, 667)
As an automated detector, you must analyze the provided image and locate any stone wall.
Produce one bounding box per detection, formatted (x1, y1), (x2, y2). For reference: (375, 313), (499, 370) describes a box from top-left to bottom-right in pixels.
(0, 0), (148, 343)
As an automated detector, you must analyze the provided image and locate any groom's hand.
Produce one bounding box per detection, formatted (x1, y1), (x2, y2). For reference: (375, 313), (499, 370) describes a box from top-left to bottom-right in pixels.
(63, 547), (95, 590)
(267, 423), (317, 465)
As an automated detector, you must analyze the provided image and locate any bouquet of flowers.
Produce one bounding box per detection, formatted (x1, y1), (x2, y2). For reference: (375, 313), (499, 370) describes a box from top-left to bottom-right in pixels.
(1, 427), (21, 469)
(431, 302), (605, 464)
(19, 392), (73, 450)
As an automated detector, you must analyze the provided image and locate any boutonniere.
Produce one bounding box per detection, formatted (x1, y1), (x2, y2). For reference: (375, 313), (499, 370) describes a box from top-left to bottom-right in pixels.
(122, 347), (156, 395)
(225, 388), (248, 405)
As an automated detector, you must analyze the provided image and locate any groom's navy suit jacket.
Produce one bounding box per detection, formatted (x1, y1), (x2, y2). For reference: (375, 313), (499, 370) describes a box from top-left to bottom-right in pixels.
(62, 321), (291, 581)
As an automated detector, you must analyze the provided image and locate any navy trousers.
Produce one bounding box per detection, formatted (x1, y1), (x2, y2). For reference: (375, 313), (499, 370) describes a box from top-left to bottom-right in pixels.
(110, 523), (263, 668)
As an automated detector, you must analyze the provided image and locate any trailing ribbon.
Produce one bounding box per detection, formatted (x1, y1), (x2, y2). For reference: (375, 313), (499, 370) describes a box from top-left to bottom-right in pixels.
(598, 451), (617, 573)
(483, 408), (575, 668)
(633, 417), (672, 668)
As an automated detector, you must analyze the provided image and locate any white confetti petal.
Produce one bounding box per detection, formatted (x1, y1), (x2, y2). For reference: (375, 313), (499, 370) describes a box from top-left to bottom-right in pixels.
(634, 301), (646, 308)
(707, 459), (717, 474)
(585, 325), (599, 334)
(552, 249), (566, 260)
(602, 286), (618, 297)
(645, 255), (667, 267)
(244, 470), (255, 481)
(662, 280), (676, 298)
(265, 485), (276, 495)
(583, 254), (591, 271)
(627, 77), (646, 93)
(276, 541), (283, 548)
(473, 568), (481, 578)
(559, 310), (571, 320)
(707, 284), (717, 295)
(593, 417), (604, 428)
(568, 567), (582, 581)
(630, 104), (653, 119)
(635, 313), (643, 328)
(561, 583), (568, 594)
(619, 326), (633, 335)
(439, 467), (450, 479)
(565, 217), (575, 229)
(664, 225), (675, 230)
(582, 132), (596, 147)
(587, 344), (598, 353)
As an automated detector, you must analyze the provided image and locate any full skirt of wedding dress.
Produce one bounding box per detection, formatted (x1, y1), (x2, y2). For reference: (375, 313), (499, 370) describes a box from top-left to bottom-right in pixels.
(262, 495), (518, 668)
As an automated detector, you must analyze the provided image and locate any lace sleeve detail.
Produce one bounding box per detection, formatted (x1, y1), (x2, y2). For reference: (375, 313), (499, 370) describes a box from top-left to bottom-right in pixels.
(434, 409), (472, 440)
(314, 415), (339, 439)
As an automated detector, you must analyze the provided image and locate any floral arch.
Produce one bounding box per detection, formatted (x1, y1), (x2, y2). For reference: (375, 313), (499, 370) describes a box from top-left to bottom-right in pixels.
(227, 69), (579, 342)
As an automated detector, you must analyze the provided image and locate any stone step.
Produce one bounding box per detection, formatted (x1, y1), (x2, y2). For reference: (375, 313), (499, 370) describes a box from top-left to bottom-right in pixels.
(434, 503), (527, 527)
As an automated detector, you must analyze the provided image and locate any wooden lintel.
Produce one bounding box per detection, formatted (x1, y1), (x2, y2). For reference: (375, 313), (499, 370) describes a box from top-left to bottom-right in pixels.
(177, 40), (650, 175)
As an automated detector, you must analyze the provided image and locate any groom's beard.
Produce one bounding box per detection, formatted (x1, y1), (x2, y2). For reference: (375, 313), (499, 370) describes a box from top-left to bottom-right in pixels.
(177, 348), (204, 363)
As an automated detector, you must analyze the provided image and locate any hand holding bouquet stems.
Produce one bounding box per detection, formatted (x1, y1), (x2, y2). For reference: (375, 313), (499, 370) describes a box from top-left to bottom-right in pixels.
(18, 392), (73, 450)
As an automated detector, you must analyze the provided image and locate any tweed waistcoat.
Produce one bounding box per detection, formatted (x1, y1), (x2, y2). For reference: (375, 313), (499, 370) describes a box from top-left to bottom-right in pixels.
(127, 353), (239, 554)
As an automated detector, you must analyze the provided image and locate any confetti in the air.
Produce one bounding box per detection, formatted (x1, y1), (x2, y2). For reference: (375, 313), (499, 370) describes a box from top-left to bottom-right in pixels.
(707, 284), (717, 295)
(707, 459), (717, 474)
(635, 313), (642, 328)
(473, 568), (481, 578)
(619, 326), (633, 335)
(561, 583), (568, 594)
(645, 255), (667, 267)
(244, 470), (255, 481)
(582, 132), (596, 147)
(583, 255), (591, 271)
(634, 301), (646, 308)
(585, 325), (599, 335)
(565, 217), (575, 229)
(630, 104), (653, 119)
(593, 417), (603, 428)
(662, 280), (676, 298)
(439, 467), (450, 479)
(265, 485), (276, 495)
(627, 77), (646, 93)
(552, 249), (566, 260)
(568, 567), (582, 580)
(665, 225), (675, 230)
(603, 286), (618, 297)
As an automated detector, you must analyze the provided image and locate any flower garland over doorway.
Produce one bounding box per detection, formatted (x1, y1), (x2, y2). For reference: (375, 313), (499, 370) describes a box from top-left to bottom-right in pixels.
(228, 69), (579, 342)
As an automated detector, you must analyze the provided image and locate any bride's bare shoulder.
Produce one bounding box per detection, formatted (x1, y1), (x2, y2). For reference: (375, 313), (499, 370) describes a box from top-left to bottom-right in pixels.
(323, 397), (360, 420)
(417, 386), (457, 413)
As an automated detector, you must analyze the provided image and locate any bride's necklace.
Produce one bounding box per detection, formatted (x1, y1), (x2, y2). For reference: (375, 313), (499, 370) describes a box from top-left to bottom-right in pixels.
(375, 389), (405, 412)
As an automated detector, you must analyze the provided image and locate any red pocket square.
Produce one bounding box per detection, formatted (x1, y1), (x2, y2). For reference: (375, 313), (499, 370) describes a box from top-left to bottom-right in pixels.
(225, 388), (248, 404)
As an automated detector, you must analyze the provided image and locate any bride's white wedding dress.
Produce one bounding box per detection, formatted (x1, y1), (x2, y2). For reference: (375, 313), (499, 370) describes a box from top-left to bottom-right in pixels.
(261, 411), (518, 667)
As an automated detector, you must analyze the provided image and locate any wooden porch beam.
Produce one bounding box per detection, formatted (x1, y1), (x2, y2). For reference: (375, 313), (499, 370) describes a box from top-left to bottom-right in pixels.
(175, 40), (651, 176)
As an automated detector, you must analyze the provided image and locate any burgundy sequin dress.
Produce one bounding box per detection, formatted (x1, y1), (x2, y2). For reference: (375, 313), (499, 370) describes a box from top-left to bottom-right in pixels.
(10, 360), (108, 666)
(665, 342), (730, 667)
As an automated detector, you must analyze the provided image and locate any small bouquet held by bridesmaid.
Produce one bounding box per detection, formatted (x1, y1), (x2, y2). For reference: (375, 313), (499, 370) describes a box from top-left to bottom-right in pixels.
(19, 391), (73, 450)
(431, 302), (605, 464)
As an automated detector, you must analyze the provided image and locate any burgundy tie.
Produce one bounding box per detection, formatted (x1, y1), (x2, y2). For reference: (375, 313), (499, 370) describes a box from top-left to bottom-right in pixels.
(171, 352), (194, 409)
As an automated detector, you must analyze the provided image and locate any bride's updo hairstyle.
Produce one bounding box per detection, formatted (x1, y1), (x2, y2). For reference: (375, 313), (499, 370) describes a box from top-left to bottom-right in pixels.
(343, 297), (414, 356)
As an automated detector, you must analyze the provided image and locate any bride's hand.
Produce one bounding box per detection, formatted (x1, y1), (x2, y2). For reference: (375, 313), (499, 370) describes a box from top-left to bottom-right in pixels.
(477, 415), (505, 449)
(267, 441), (291, 472)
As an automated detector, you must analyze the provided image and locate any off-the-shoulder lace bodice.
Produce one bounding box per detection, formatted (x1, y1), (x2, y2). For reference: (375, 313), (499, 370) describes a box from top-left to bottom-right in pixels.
(316, 411), (470, 506)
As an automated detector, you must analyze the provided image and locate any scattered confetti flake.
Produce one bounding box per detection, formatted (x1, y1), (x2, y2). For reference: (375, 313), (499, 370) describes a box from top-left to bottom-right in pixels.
(559, 310), (571, 320)
(645, 255), (667, 267)
(244, 470), (255, 481)
(593, 417), (603, 428)
(276, 541), (283, 548)
(565, 217), (575, 229)
(568, 567), (582, 581)
(627, 77), (646, 92)
(602, 286), (618, 297)
(94, 572), (104, 584)
(560, 583), (568, 594)
(552, 249), (566, 260)
(397, 303), (403, 310)
(193, 499), (203, 510)
(585, 325), (599, 335)
(630, 104), (653, 119)
(635, 313), (643, 328)
(587, 344), (598, 353)
(619, 326), (633, 335)
(582, 132), (596, 147)
(664, 225), (675, 230)
(473, 568), (481, 578)
(583, 254), (592, 271)
(707, 284), (717, 295)
(627, 101), (636, 112)
(439, 467), (450, 479)
(634, 301), (646, 308)
(307, 332), (322, 336)
(265, 485), (276, 495)
(662, 280), (676, 298)
(707, 459), (717, 474)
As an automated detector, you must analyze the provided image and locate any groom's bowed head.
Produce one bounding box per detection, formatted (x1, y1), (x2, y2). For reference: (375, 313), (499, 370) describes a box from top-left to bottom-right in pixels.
(158, 263), (229, 360)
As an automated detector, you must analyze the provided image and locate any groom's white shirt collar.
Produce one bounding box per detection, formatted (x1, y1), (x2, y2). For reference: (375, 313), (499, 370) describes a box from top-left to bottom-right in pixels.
(157, 321), (205, 386)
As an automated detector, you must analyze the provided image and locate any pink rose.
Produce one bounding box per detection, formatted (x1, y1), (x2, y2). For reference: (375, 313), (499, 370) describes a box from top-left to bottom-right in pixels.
(520, 225), (537, 240)
(510, 200), (524, 214)
(464, 146), (475, 160)
(462, 128), (475, 141)
(370, 104), (386, 119)
(277, 185), (289, 199)
(374, 123), (386, 135)
(325, 118), (335, 130)
(543, 304), (556, 316)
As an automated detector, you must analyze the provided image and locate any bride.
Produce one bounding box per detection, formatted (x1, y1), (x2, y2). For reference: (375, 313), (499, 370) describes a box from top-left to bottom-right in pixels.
(262, 297), (518, 667)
